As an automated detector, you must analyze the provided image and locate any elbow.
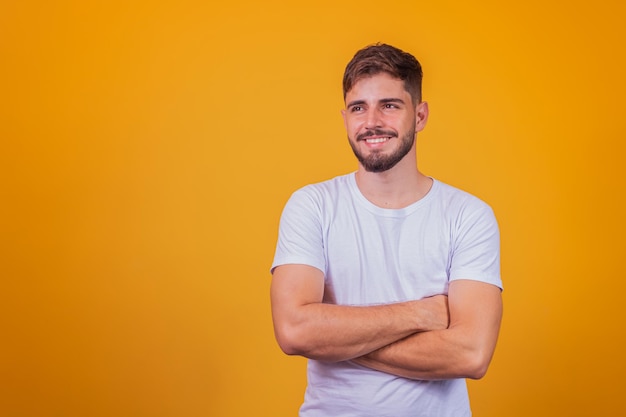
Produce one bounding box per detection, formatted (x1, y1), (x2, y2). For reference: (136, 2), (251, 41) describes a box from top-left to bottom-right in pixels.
(462, 348), (494, 380)
(273, 323), (309, 357)
(276, 339), (304, 357)
(274, 331), (300, 356)
(273, 323), (342, 361)
(465, 363), (489, 380)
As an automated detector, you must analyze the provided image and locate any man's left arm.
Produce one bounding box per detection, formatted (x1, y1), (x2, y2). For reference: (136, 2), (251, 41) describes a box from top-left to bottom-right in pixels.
(352, 278), (502, 380)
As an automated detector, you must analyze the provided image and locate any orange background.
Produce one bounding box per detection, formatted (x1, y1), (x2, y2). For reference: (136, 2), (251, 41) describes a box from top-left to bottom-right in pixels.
(2, 1), (625, 416)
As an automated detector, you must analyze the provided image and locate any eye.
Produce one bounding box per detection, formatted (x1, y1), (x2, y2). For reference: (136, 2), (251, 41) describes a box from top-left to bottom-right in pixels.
(384, 103), (398, 109)
(350, 105), (363, 112)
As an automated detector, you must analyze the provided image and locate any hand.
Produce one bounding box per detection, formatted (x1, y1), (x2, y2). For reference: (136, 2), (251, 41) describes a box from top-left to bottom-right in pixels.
(351, 295), (449, 372)
(412, 294), (449, 332)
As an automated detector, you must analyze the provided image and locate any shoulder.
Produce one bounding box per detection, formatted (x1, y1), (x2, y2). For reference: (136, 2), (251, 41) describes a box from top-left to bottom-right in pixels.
(286, 173), (355, 209)
(431, 179), (495, 217)
(428, 179), (499, 237)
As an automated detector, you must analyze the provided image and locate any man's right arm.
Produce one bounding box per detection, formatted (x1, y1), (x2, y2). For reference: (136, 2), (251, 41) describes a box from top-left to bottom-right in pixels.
(270, 263), (449, 362)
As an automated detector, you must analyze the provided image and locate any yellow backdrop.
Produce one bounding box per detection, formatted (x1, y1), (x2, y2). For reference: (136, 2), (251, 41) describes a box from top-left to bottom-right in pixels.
(2, 1), (625, 416)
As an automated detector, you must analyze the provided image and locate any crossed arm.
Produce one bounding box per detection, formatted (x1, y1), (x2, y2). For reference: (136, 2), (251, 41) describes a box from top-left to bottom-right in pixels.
(270, 264), (502, 379)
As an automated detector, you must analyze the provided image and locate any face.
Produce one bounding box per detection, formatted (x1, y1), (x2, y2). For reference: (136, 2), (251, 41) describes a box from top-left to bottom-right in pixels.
(342, 72), (428, 173)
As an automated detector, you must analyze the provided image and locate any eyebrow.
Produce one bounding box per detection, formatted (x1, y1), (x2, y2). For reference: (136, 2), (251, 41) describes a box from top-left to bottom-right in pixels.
(346, 98), (406, 107)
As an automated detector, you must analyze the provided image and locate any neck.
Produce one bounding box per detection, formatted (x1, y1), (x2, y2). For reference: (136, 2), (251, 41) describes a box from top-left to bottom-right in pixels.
(355, 155), (432, 209)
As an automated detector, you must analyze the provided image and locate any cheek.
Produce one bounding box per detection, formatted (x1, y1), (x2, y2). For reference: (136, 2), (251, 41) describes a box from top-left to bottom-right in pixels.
(345, 119), (362, 134)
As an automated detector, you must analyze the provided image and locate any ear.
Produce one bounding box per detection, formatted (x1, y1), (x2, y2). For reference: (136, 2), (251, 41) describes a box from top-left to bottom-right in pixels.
(341, 108), (348, 129)
(414, 101), (429, 132)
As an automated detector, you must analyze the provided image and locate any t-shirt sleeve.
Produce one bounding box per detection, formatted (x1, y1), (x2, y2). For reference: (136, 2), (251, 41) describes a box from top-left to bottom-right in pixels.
(449, 198), (502, 290)
(271, 188), (326, 275)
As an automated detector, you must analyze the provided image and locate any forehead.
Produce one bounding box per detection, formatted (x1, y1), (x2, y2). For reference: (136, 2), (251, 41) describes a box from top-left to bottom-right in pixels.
(345, 73), (409, 102)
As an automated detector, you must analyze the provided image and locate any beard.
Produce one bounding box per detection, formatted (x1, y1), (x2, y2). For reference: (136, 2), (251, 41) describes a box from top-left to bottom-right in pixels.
(348, 127), (416, 173)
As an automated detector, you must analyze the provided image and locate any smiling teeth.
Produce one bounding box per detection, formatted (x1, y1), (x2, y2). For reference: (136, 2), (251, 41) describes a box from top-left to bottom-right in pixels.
(365, 137), (389, 143)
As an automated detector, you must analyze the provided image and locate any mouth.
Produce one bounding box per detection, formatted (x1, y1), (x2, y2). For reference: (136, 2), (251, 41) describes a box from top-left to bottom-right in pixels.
(363, 137), (391, 144)
(356, 129), (397, 144)
(357, 134), (396, 149)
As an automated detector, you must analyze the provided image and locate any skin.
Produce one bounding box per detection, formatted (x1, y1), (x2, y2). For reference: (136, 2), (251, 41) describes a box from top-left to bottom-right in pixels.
(271, 72), (502, 380)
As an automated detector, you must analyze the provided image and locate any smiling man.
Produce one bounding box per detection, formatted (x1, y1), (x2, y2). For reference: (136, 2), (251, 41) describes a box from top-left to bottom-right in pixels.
(270, 44), (503, 417)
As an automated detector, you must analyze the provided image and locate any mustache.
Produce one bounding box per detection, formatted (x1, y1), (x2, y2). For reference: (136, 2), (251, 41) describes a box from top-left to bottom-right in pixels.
(356, 129), (397, 141)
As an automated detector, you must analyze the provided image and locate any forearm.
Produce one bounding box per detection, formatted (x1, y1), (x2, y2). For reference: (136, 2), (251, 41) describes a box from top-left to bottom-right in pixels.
(271, 264), (449, 362)
(353, 327), (492, 380)
(353, 280), (502, 380)
(274, 300), (433, 362)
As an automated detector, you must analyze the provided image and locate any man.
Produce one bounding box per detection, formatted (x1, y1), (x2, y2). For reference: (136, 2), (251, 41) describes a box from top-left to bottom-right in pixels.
(270, 43), (502, 417)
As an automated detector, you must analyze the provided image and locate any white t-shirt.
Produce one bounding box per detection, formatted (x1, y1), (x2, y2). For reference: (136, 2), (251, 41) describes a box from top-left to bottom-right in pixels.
(272, 173), (501, 417)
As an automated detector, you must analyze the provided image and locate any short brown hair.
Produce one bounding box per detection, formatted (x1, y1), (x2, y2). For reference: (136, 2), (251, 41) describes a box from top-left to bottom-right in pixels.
(342, 43), (423, 104)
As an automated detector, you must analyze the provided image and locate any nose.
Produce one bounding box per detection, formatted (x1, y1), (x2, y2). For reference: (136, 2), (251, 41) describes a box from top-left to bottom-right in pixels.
(364, 108), (383, 129)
